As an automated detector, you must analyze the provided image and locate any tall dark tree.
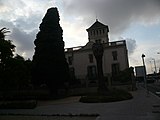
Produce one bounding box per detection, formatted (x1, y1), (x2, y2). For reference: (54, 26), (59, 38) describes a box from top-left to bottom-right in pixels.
(92, 43), (108, 93)
(32, 7), (69, 96)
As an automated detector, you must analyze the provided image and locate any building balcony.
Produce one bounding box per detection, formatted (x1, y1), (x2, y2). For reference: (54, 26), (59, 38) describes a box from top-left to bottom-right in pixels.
(65, 40), (126, 52)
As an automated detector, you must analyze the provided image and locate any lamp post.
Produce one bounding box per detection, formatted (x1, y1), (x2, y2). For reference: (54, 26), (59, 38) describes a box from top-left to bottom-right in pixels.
(152, 58), (157, 74)
(142, 54), (147, 90)
(157, 52), (160, 72)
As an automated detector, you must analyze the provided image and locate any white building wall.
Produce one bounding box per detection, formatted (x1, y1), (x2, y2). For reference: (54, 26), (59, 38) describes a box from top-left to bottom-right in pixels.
(65, 20), (130, 86)
(66, 50), (96, 80)
(103, 46), (128, 75)
(65, 44), (129, 80)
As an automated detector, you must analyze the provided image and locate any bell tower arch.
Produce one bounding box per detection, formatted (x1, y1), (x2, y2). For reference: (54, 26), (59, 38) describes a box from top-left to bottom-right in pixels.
(86, 19), (109, 43)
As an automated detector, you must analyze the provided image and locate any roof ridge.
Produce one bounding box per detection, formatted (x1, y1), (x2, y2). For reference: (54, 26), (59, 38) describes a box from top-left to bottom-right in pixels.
(86, 20), (108, 31)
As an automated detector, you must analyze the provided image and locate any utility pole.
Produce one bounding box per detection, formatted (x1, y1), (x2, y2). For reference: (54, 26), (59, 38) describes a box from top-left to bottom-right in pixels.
(152, 58), (157, 73)
(142, 54), (147, 90)
(157, 53), (160, 72)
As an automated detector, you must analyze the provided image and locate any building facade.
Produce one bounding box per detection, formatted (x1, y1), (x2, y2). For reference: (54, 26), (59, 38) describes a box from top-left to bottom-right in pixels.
(65, 20), (129, 86)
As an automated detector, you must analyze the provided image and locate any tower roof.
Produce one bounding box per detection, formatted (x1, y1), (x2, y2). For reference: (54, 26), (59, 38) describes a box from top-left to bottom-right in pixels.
(86, 20), (109, 31)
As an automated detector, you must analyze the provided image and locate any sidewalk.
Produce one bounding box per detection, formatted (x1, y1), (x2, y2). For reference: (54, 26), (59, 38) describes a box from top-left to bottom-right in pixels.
(0, 86), (160, 120)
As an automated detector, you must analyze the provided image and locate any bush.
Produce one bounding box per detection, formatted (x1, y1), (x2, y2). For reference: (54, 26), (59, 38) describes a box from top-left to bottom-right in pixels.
(79, 88), (133, 103)
(0, 89), (51, 100)
(0, 100), (37, 109)
(112, 67), (134, 84)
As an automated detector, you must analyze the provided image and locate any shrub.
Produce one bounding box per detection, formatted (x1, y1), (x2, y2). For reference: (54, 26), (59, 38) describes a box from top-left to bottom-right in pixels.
(0, 100), (37, 109)
(79, 88), (133, 103)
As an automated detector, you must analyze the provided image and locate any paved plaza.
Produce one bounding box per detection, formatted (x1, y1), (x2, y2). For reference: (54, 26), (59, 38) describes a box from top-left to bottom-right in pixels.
(0, 86), (160, 120)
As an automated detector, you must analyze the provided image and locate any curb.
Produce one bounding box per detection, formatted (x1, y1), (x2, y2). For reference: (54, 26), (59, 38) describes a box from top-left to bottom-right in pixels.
(142, 86), (160, 100)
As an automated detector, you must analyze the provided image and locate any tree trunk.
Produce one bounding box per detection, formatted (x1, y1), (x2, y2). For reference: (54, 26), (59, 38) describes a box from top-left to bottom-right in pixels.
(96, 58), (107, 92)
(92, 43), (108, 93)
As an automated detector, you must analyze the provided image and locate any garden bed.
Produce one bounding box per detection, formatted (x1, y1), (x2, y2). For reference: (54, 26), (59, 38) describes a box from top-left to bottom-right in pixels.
(79, 88), (133, 103)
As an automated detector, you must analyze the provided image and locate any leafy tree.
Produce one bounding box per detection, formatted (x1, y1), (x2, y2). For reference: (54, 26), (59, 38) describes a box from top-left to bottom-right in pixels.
(6, 55), (32, 90)
(0, 28), (16, 90)
(0, 28), (32, 91)
(0, 28), (15, 65)
(32, 7), (70, 97)
(0, 28), (10, 40)
(112, 67), (133, 84)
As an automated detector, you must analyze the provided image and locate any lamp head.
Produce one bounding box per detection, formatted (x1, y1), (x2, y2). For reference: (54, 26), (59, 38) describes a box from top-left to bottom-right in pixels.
(142, 54), (145, 58)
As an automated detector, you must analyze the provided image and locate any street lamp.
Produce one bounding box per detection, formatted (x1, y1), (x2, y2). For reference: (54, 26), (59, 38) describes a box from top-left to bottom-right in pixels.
(142, 54), (147, 90)
(157, 52), (160, 73)
(152, 58), (157, 74)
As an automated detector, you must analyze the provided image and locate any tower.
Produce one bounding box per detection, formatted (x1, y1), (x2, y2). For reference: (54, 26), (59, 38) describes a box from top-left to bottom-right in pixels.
(86, 19), (109, 43)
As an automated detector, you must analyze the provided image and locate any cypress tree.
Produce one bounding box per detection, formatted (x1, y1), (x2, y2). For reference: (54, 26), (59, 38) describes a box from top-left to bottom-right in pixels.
(32, 7), (69, 97)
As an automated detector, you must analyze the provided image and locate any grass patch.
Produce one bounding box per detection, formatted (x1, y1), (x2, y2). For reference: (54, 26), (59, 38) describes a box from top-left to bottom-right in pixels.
(0, 100), (37, 109)
(79, 88), (133, 103)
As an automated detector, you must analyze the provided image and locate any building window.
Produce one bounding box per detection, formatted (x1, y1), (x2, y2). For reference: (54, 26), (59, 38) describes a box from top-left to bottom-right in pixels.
(93, 30), (95, 36)
(88, 54), (93, 63)
(68, 56), (73, 65)
(87, 66), (97, 80)
(112, 63), (120, 75)
(112, 51), (118, 61)
(103, 29), (105, 34)
(96, 30), (98, 35)
(69, 67), (75, 79)
(95, 39), (102, 43)
(90, 31), (92, 36)
(99, 29), (101, 35)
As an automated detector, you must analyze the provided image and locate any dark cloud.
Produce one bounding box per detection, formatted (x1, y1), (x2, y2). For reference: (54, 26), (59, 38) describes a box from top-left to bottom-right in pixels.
(62, 0), (160, 37)
(1, 0), (160, 59)
(60, 0), (160, 56)
(0, 20), (14, 29)
(0, 0), (4, 6)
(13, 15), (41, 32)
(0, 20), (36, 59)
(9, 27), (38, 59)
(0, 0), (45, 59)
(10, 27), (36, 52)
(0, 17), (38, 59)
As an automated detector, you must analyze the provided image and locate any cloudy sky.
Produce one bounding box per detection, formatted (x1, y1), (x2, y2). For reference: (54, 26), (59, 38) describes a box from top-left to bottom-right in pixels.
(0, 0), (160, 74)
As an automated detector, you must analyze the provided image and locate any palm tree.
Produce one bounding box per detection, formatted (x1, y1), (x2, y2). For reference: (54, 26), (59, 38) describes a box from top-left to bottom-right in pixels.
(0, 28), (10, 39)
(0, 28), (15, 65)
(92, 43), (108, 93)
